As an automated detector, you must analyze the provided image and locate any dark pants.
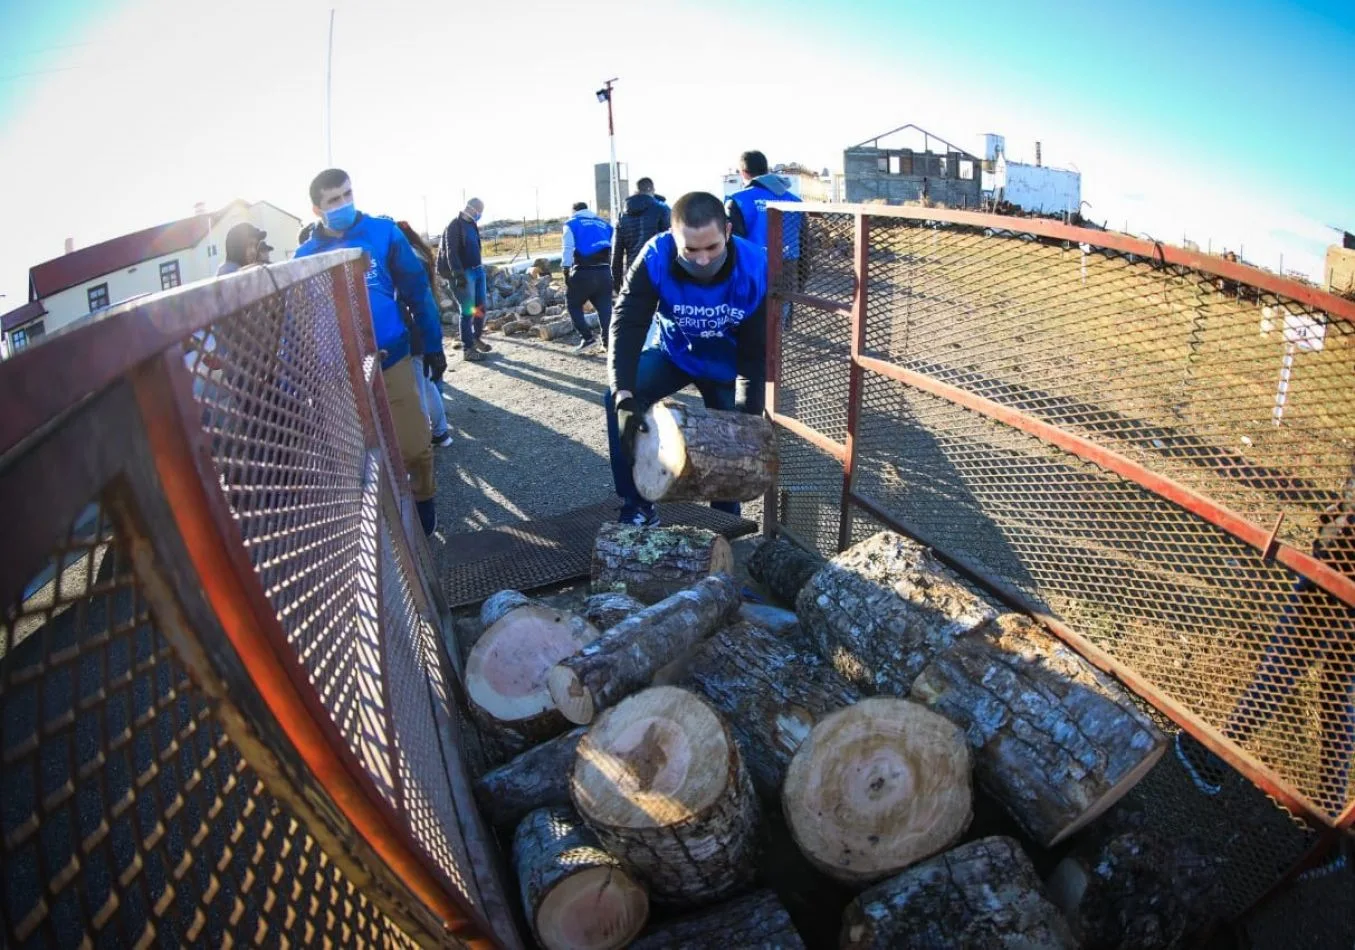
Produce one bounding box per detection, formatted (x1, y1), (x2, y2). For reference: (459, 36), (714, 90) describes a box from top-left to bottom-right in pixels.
(457, 265), (488, 349)
(1226, 577), (1355, 803)
(566, 267), (612, 345)
(605, 348), (755, 517)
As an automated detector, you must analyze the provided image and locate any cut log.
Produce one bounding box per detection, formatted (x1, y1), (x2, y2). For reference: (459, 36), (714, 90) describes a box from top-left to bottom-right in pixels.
(537, 317), (573, 341)
(479, 589), (532, 629)
(571, 686), (759, 905)
(474, 727), (586, 830)
(840, 836), (1077, 949)
(748, 537), (825, 607)
(580, 591), (646, 631)
(524, 297), (545, 317)
(590, 523), (735, 605)
(911, 612), (1166, 847)
(466, 604), (600, 754)
(684, 621), (862, 797)
(513, 806), (650, 950)
(795, 531), (996, 696)
(502, 319), (533, 335)
(632, 399), (778, 504)
(549, 573), (740, 724)
(629, 890), (804, 949)
(782, 697), (971, 884)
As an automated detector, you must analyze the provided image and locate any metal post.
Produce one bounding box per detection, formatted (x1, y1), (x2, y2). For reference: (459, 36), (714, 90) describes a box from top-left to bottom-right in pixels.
(761, 208), (785, 540)
(598, 78), (620, 221)
(838, 213), (870, 552)
(325, 8), (335, 165)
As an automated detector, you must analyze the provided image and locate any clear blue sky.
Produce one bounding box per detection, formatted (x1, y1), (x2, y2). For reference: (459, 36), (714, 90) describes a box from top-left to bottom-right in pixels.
(1, 0), (1351, 308)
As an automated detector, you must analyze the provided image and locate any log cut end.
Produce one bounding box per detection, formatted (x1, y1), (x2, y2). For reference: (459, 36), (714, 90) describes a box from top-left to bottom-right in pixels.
(633, 400), (777, 503)
(783, 697), (971, 884)
(468, 605), (600, 723)
(573, 686), (732, 829)
(536, 866), (648, 950)
(547, 663), (595, 724)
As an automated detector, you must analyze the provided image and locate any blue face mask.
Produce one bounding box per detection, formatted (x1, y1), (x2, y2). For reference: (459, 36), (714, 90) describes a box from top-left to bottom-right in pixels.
(323, 202), (357, 231)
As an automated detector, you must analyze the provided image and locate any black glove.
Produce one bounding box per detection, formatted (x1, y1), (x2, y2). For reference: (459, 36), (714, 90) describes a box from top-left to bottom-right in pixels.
(424, 350), (447, 380)
(615, 397), (648, 461)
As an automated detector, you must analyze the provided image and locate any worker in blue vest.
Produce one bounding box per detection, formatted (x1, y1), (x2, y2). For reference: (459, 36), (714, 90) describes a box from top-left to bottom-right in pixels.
(726, 149), (802, 266)
(561, 201), (614, 354)
(296, 168), (446, 537)
(606, 192), (767, 526)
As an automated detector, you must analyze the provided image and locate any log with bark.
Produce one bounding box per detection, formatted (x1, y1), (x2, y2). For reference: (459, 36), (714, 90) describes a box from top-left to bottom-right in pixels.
(501, 319), (533, 335)
(591, 523), (735, 605)
(1045, 808), (1222, 950)
(571, 686), (760, 905)
(524, 297), (545, 317)
(466, 604), (600, 753)
(632, 399), (778, 504)
(513, 806), (650, 950)
(628, 890), (804, 949)
(479, 589), (532, 629)
(840, 836), (1077, 949)
(782, 697), (971, 884)
(911, 612), (1166, 847)
(548, 573), (740, 724)
(473, 727), (586, 830)
(738, 602), (801, 636)
(580, 591), (646, 631)
(683, 620), (861, 797)
(795, 531), (997, 696)
(747, 537), (825, 607)
(537, 317), (574, 340)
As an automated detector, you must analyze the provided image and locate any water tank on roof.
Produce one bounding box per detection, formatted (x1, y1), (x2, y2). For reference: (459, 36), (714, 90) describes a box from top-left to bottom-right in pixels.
(984, 134), (1005, 162)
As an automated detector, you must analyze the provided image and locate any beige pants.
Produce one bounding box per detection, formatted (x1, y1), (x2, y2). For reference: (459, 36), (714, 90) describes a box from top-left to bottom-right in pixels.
(383, 356), (435, 502)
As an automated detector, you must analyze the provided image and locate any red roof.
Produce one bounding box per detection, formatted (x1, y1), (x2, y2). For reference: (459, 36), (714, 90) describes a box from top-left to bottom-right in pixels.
(1, 300), (46, 332)
(28, 213), (212, 299)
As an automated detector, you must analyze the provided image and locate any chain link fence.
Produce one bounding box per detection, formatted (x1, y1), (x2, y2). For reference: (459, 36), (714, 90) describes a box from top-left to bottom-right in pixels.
(766, 204), (1355, 925)
(1, 252), (520, 948)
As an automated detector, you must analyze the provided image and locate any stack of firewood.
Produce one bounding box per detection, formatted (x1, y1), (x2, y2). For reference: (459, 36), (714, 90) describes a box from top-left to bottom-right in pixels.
(478, 265), (575, 339)
(461, 403), (1209, 949)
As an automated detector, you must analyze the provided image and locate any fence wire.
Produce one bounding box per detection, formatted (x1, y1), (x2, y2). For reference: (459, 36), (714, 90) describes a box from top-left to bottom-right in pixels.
(770, 206), (1355, 921)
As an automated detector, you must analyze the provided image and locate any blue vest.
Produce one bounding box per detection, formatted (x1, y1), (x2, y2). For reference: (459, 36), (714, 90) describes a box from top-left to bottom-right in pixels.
(643, 233), (767, 383)
(566, 214), (614, 259)
(729, 183), (802, 260)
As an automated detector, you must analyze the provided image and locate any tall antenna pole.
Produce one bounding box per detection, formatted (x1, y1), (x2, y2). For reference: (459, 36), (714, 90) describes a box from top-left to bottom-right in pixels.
(325, 9), (336, 165)
(597, 78), (620, 220)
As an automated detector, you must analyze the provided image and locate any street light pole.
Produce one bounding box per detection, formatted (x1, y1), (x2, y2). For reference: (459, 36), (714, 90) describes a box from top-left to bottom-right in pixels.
(325, 8), (335, 165)
(596, 78), (620, 221)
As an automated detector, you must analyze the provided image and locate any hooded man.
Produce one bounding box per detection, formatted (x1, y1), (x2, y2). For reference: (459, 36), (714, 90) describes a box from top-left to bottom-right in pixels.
(294, 168), (447, 536)
(725, 150), (802, 262)
(611, 177), (671, 293)
(218, 223), (274, 276)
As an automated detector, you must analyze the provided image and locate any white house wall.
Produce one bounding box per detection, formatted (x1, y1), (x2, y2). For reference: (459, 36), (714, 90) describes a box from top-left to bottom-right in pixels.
(999, 163), (1081, 215)
(38, 245), (209, 335)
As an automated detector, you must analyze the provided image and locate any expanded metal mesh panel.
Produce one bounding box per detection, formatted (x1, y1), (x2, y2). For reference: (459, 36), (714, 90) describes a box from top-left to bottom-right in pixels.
(0, 499), (419, 949)
(779, 301), (851, 446)
(776, 210), (857, 305)
(774, 429), (845, 555)
(852, 371), (1354, 819)
(862, 217), (1355, 554)
(183, 279), (397, 807)
(380, 521), (476, 912)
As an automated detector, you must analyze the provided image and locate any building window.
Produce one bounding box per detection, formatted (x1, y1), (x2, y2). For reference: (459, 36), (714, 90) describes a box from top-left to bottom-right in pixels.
(160, 260), (182, 290)
(9, 320), (45, 352)
(959, 160), (974, 180)
(88, 283), (109, 312)
(876, 155), (888, 173)
(888, 154), (902, 176)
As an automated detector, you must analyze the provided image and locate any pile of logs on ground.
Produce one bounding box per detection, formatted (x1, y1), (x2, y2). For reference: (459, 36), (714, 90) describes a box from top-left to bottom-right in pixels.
(461, 492), (1208, 946)
(478, 263), (590, 340)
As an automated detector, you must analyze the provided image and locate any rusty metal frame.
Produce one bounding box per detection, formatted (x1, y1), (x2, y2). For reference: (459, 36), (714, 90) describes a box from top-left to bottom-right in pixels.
(0, 251), (517, 948)
(762, 204), (1355, 839)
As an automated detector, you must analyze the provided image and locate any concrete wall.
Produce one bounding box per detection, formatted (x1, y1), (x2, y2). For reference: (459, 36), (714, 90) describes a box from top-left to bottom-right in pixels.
(995, 158), (1081, 215)
(843, 147), (981, 207)
(1326, 245), (1355, 296)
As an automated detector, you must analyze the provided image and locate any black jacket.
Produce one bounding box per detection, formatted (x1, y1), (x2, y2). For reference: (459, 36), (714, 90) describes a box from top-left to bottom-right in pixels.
(611, 193), (671, 291)
(437, 212), (482, 276)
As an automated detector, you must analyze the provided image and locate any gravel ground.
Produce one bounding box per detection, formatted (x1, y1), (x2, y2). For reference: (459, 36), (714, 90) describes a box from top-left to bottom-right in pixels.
(425, 328), (762, 548)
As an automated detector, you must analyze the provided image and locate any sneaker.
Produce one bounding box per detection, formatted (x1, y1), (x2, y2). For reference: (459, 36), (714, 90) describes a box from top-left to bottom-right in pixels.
(463, 348), (485, 362)
(475, 340), (493, 353)
(573, 337), (596, 354)
(451, 339), (463, 350)
(1174, 733), (1223, 796)
(431, 431), (454, 448)
(618, 505), (660, 528)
